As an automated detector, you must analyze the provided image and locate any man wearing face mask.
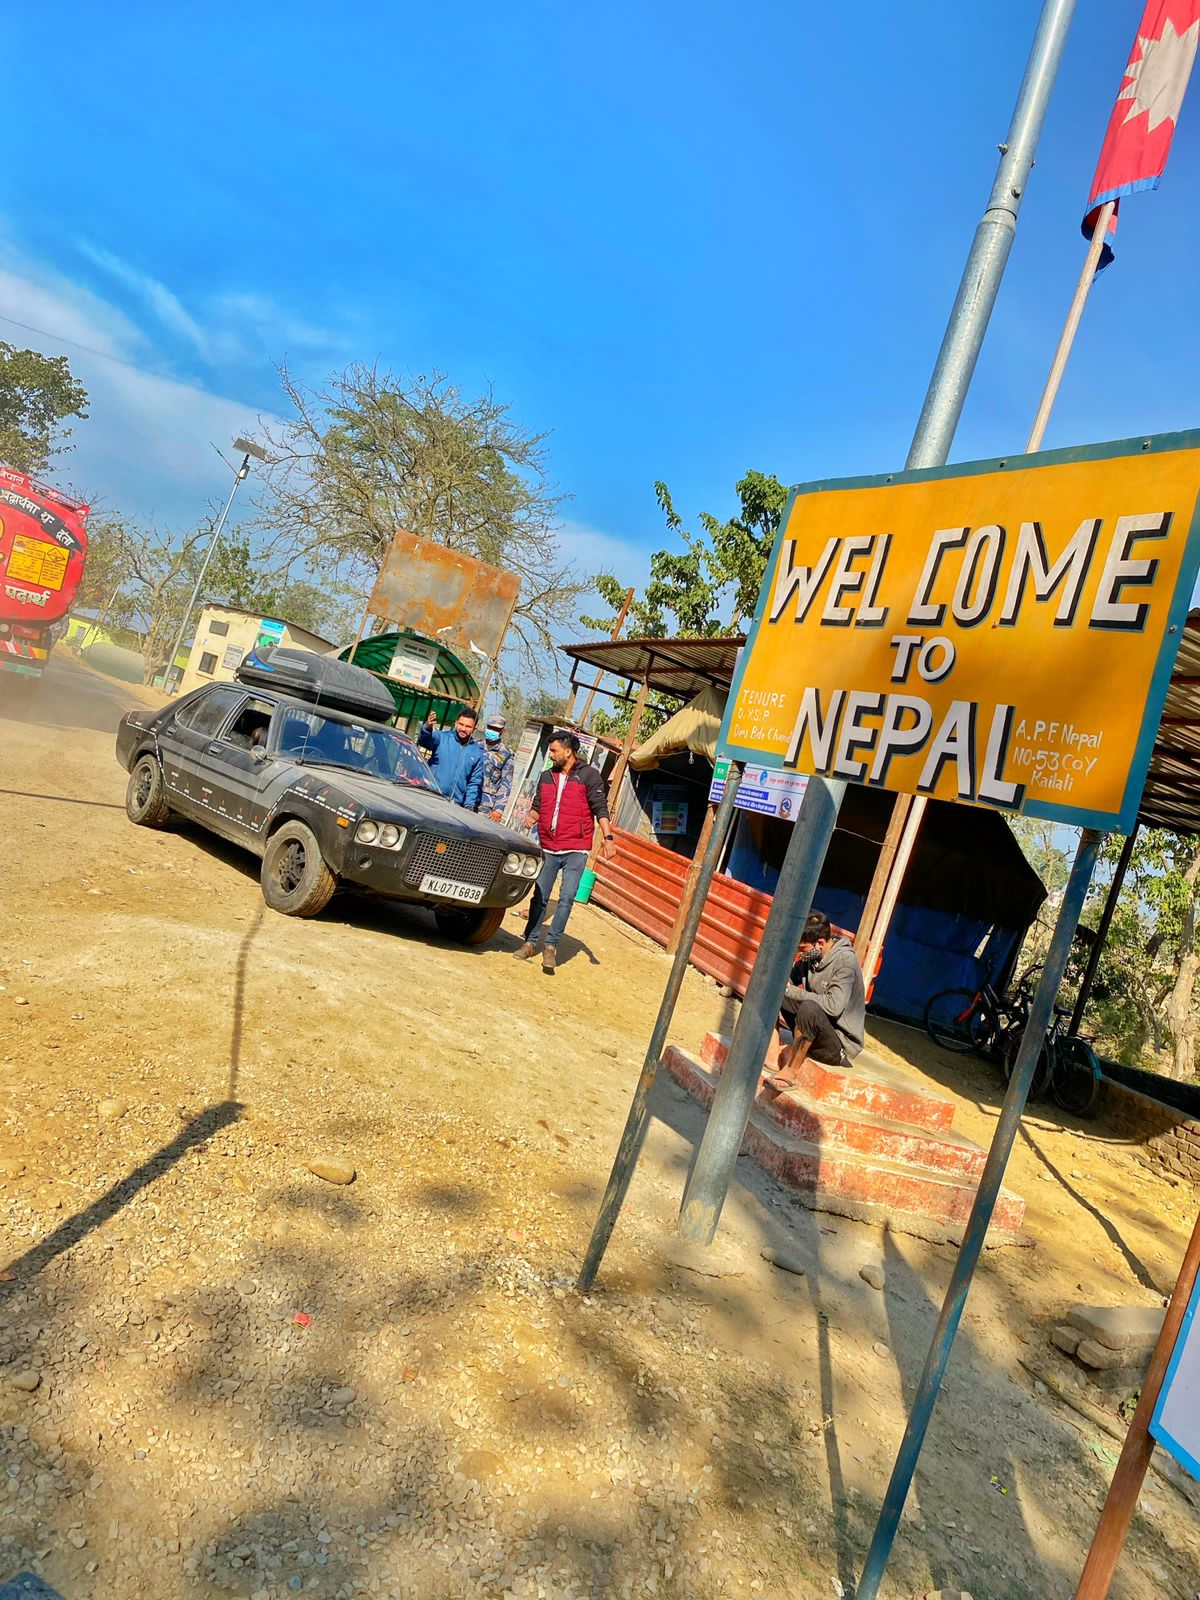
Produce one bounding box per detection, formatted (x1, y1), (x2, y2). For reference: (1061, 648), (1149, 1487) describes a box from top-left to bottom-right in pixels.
(515, 729), (615, 973)
(479, 714), (514, 821)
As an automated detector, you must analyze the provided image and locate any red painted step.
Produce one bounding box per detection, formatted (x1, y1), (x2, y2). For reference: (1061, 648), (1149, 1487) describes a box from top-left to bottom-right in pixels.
(700, 1031), (956, 1134)
(666, 1046), (1025, 1243)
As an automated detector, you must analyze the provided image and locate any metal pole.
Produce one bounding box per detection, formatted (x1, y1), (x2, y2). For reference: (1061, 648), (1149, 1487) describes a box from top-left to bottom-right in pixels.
(164, 455), (250, 690)
(857, 827), (1103, 1600)
(1069, 824), (1138, 1036)
(1074, 1202), (1200, 1598)
(678, 776), (847, 1244)
(1027, 203), (1114, 453)
(904, 0), (1077, 470)
(851, 0), (1078, 999)
(577, 763), (743, 1291)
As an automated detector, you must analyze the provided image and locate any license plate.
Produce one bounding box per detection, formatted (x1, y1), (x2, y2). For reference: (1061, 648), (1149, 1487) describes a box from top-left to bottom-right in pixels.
(419, 873), (484, 904)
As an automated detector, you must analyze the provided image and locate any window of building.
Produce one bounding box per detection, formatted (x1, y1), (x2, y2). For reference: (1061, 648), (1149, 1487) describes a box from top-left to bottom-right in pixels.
(198, 651), (218, 676)
(208, 619), (230, 637)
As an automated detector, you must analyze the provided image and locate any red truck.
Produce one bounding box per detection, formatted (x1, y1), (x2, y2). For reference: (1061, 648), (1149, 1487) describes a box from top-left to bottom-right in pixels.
(0, 466), (89, 679)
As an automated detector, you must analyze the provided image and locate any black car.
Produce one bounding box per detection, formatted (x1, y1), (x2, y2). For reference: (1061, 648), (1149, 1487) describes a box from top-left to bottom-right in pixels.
(114, 649), (541, 944)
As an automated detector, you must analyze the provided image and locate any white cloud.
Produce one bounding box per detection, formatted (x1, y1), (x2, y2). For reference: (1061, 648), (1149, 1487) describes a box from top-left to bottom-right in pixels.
(0, 242), (276, 522)
(79, 241), (212, 359)
(557, 519), (653, 589)
(213, 292), (348, 354)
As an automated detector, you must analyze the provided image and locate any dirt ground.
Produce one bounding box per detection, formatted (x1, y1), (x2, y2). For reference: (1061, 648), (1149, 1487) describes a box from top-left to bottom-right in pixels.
(0, 653), (1197, 1600)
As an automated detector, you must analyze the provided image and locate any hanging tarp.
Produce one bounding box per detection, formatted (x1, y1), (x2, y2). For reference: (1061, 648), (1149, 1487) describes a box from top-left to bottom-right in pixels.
(628, 685), (727, 770)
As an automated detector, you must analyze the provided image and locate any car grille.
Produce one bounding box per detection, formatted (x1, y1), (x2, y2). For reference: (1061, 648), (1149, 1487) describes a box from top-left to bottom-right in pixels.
(405, 834), (504, 891)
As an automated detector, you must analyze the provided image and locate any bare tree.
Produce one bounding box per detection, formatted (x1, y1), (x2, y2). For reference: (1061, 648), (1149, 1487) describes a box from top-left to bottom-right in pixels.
(250, 365), (586, 673)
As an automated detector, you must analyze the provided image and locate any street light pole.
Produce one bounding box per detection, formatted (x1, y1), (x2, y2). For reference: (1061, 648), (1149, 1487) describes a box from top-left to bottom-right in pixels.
(164, 437), (268, 691)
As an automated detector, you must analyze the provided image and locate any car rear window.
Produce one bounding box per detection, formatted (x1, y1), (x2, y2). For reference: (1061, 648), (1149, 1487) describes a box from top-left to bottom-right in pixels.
(177, 686), (244, 738)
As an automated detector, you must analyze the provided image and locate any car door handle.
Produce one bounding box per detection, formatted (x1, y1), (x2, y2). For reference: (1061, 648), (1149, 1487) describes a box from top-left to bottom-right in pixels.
(207, 743), (222, 753)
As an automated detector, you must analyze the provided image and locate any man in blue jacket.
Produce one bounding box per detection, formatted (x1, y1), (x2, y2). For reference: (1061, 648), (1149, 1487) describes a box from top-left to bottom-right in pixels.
(418, 707), (485, 809)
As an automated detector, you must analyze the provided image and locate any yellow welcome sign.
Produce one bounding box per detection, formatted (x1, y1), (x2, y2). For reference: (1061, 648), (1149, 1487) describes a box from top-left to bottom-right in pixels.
(721, 433), (1200, 830)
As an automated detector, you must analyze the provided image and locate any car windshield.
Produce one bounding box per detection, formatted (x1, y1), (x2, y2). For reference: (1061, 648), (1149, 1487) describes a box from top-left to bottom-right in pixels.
(275, 710), (439, 791)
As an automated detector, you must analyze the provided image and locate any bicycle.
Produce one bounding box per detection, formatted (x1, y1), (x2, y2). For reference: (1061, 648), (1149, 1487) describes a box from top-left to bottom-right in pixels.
(1000, 1004), (1102, 1117)
(924, 970), (1035, 1061)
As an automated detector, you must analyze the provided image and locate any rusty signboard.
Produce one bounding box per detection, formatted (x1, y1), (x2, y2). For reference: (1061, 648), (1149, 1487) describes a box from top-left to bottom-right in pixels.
(366, 530), (521, 661)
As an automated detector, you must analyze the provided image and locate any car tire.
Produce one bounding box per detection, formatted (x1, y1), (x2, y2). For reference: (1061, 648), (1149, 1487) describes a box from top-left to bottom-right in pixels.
(434, 904), (506, 946)
(126, 754), (171, 827)
(261, 819), (336, 917)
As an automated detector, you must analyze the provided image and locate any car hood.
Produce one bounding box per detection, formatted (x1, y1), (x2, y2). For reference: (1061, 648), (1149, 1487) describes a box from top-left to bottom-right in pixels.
(292, 766), (539, 850)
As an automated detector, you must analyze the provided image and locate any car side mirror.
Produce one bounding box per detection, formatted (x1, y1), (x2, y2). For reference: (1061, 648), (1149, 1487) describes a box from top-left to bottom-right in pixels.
(251, 745), (268, 764)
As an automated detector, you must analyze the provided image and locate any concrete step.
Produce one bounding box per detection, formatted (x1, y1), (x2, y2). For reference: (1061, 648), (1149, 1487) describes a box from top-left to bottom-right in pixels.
(758, 1079), (988, 1182)
(700, 1030), (956, 1134)
(665, 1046), (1025, 1244)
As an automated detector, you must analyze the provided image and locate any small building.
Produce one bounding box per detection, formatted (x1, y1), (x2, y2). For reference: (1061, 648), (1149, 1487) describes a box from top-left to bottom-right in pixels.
(174, 605), (333, 697)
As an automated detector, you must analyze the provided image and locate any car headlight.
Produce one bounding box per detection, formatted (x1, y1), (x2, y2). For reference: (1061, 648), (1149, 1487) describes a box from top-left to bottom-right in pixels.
(502, 852), (523, 876)
(354, 820), (407, 850)
(521, 855), (540, 877)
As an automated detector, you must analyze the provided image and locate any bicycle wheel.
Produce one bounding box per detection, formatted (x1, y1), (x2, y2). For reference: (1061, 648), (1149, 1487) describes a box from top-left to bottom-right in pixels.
(925, 989), (981, 1053)
(1051, 1035), (1102, 1118)
(1001, 1028), (1052, 1100)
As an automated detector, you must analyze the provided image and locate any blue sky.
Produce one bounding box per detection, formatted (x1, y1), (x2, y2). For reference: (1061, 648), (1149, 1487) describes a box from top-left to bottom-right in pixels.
(6, 0), (1199, 616)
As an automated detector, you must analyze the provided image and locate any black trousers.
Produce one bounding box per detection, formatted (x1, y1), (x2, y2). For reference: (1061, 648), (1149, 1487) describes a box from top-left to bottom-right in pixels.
(783, 995), (847, 1067)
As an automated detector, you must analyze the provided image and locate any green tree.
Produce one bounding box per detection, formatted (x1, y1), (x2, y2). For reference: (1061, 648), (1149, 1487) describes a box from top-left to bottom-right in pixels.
(0, 343), (89, 474)
(252, 364), (586, 671)
(1075, 828), (1200, 1078)
(205, 532), (355, 642)
(580, 470), (787, 740)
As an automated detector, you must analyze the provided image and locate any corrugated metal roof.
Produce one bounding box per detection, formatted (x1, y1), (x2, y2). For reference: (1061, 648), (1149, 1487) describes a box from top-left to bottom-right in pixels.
(561, 635), (744, 700)
(1140, 609), (1200, 834)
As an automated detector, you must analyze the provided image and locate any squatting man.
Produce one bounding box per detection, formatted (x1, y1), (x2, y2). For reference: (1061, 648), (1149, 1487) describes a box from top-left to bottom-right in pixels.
(766, 910), (866, 1088)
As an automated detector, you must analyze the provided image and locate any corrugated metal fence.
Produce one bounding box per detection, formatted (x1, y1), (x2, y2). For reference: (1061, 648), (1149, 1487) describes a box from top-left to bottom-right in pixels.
(592, 827), (775, 993)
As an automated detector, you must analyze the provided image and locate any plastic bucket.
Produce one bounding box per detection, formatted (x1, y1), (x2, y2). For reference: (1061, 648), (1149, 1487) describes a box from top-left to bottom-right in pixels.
(575, 867), (597, 904)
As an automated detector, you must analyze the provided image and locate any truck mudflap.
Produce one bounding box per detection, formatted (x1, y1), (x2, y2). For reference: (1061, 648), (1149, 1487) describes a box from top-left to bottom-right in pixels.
(0, 634), (48, 675)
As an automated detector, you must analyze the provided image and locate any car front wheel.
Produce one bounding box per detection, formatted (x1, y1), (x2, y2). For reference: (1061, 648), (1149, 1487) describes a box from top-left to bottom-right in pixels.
(434, 904), (506, 946)
(126, 754), (171, 827)
(261, 819), (336, 917)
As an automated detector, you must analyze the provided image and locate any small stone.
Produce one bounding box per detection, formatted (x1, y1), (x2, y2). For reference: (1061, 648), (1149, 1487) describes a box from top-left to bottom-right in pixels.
(98, 1098), (128, 1121)
(460, 1448), (503, 1481)
(67, 1529), (88, 1549)
(761, 1247), (806, 1277)
(236, 1278), (259, 1297)
(1076, 1338), (1130, 1372)
(13, 997), (29, 1006)
(306, 1159), (356, 1186)
(872, 1340), (889, 1358)
(10, 1370), (41, 1392)
(0, 1157), (26, 1179)
(1051, 1325), (1082, 1356)
(328, 1387), (356, 1407)
(921, 1591), (974, 1600)
(859, 1263), (885, 1291)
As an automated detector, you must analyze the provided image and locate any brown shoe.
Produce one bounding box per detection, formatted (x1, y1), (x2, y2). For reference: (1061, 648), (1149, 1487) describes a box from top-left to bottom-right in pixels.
(542, 946), (557, 974)
(514, 941), (537, 960)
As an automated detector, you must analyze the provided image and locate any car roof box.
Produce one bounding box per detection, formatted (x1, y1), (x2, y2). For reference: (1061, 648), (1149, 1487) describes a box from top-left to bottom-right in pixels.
(235, 646), (395, 722)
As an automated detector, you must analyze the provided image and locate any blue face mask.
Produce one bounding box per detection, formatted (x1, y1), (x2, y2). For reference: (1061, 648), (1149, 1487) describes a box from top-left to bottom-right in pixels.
(485, 729), (501, 743)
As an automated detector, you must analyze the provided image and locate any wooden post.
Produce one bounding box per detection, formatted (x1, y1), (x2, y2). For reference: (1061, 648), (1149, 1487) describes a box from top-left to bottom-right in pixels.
(590, 672), (649, 868)
(1074, 1204), (1200, 1598)
(347, 601), (372, 665)
(862, 798), (925, 990)
(854, 795), (913, 963)
(667, 799), (718, 955)
(578, 587), (635, 731)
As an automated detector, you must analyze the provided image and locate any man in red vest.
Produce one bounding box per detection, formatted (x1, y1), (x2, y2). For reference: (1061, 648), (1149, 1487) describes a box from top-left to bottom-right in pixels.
(515, 730), (616, 973)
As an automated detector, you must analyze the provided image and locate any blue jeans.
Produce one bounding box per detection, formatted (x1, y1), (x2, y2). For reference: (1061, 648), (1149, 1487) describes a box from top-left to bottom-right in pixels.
(524, 851), (588, 947)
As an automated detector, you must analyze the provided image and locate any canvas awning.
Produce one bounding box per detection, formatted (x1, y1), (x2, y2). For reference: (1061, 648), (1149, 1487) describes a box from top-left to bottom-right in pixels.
(628, 685), (727, 770)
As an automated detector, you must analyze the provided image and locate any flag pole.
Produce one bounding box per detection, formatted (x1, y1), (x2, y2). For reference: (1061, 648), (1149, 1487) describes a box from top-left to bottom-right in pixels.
(1026, 200), (1115, 451)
